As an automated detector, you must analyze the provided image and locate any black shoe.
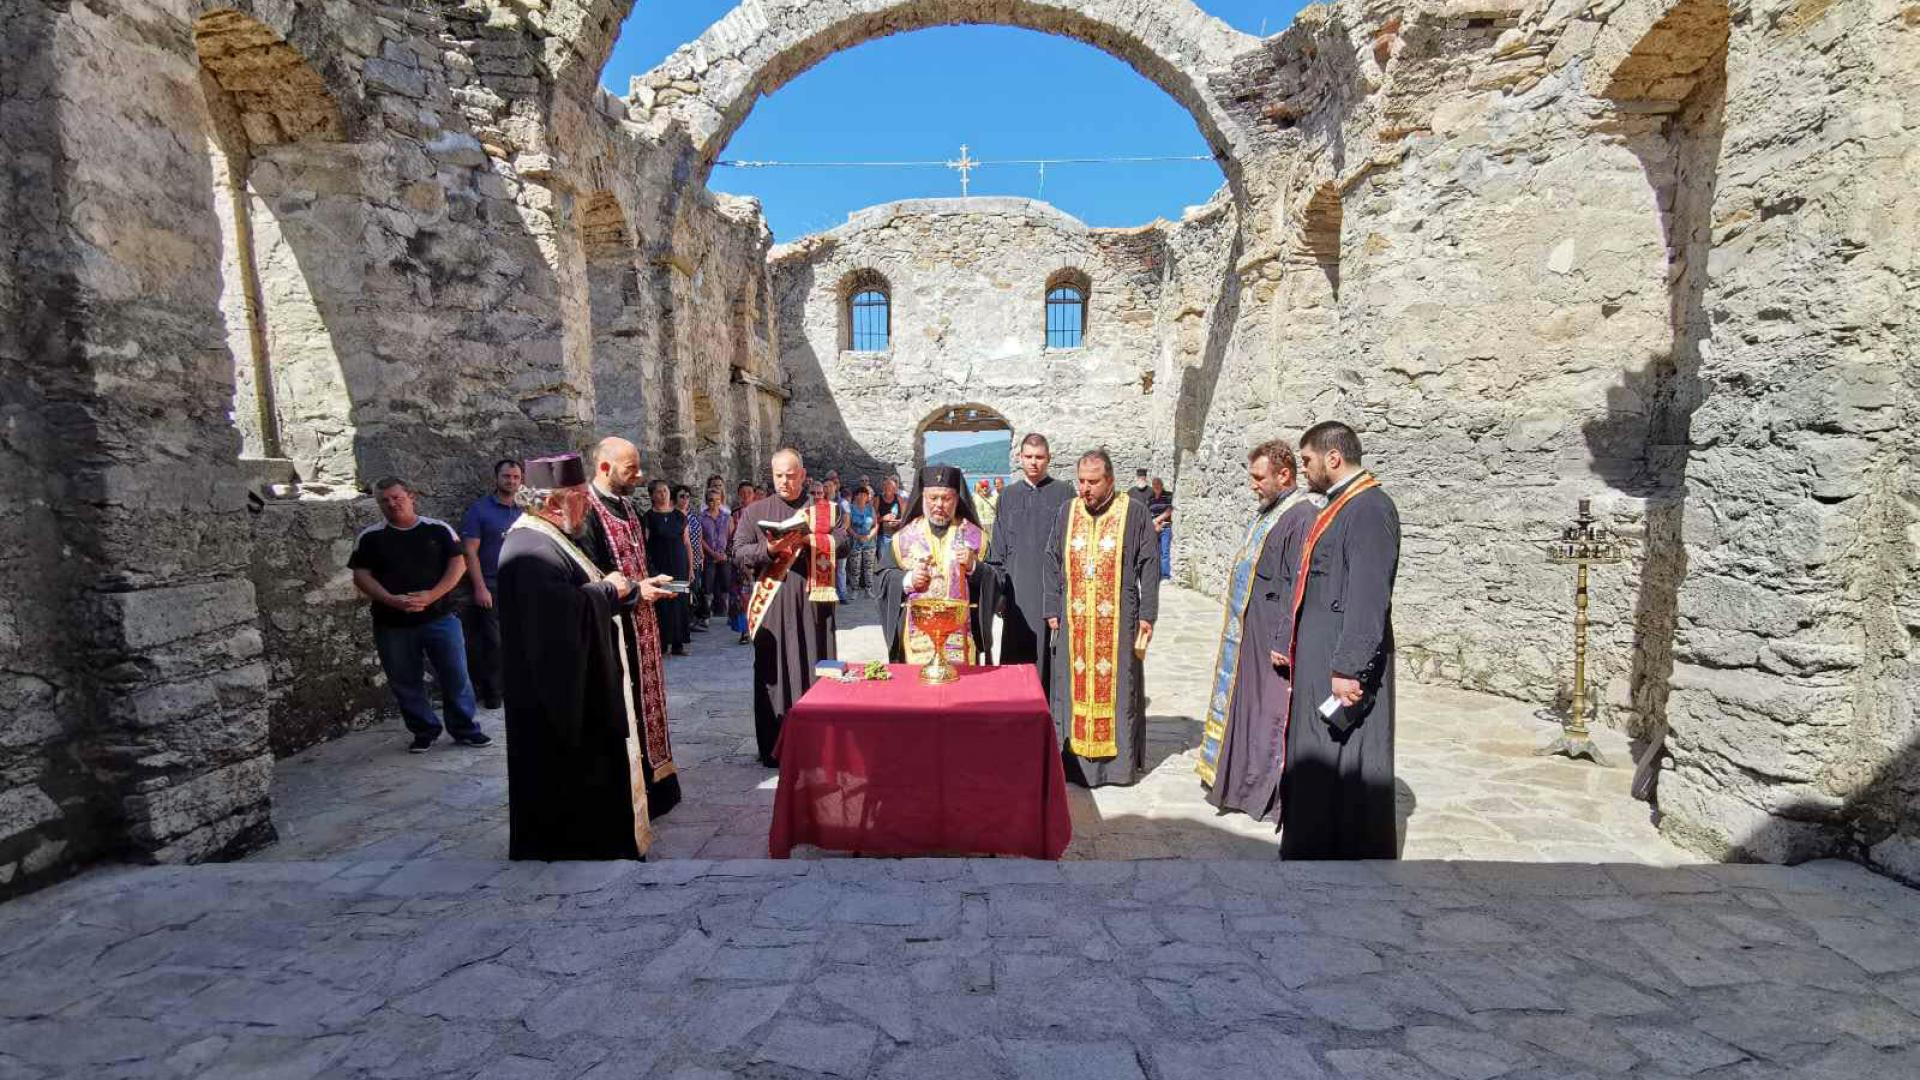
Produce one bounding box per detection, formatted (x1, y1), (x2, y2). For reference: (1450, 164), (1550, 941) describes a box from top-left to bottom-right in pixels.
(737, 634), (751, 646)
(691, 622), (710, 633)
(408, 734), (436, 754)
(479, 697), (503, 711)
(671, 645), (687, 656)
(452, 731), (493, 748)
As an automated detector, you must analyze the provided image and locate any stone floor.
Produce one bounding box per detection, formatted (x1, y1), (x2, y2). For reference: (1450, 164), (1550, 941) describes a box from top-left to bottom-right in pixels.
(259, 587), (1694, 865)
(4, 854), (1918, 1078)
(7, 587), (1918, 1079)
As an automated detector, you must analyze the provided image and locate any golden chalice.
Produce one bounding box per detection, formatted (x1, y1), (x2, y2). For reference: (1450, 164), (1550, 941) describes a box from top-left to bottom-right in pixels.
(907, 597), (970, 685)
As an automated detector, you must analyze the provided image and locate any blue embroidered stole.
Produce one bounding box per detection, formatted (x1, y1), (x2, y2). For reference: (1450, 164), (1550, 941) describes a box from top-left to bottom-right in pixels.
(1196, 491), (1305, 785)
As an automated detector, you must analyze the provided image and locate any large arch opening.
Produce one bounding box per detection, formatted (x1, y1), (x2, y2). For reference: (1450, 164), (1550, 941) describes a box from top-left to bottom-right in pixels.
(620, 0), (1260, 198)
(915, 404), (1014, 489)
(195, 8), (360, 487)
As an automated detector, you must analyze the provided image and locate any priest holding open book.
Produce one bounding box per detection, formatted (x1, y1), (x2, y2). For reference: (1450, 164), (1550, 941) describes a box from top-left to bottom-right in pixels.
(729, 448), (850, 767)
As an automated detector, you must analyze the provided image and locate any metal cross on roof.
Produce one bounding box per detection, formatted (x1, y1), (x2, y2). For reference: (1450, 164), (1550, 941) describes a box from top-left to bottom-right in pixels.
(946, 144), (978, 197)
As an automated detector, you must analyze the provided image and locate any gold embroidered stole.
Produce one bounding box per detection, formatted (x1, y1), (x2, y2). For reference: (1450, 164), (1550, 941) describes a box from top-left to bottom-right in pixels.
(891, 518), (981, 664)
(506, 514), (653, 856)
(1063, 496), (1131, 759)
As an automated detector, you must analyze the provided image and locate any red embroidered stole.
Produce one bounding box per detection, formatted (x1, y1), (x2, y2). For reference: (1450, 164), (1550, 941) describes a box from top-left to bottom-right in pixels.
(805, 500), (838, 602)
(1063, 496), (1131, 759)
(585, 494), (676, 783)
(1273, 472), (1380, 820)
(1287, 473), (1379, 634)
(746, 499), (838, 637)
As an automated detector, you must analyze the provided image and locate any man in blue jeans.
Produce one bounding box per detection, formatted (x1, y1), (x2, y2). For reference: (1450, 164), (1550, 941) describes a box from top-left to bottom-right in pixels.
(349, 477), (491, 753)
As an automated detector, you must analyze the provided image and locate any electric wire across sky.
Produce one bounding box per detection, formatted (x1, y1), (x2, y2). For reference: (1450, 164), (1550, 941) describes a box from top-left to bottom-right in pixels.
(716, 145), (1219, 197)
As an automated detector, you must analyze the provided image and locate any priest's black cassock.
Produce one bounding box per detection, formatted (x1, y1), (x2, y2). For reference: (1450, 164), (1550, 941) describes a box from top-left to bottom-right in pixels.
(876, 472), (1000, 663)
(581, 486), (682, 819)
(730, 492), (849, 766)
(498, 514), (644, 860)
(986, 474), (1073, 681)
(1042, 491), (1160, 787)
(1276, 473), (1401, 859)
(1203, 491), (1319, 820)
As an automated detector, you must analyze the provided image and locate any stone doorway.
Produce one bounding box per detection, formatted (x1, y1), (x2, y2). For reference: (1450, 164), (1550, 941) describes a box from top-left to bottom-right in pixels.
(913, 404), (1014, 489)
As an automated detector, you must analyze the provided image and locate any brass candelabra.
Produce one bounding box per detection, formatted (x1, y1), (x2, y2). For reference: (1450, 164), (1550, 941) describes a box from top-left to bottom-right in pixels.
(1537, 499), (1627, 764)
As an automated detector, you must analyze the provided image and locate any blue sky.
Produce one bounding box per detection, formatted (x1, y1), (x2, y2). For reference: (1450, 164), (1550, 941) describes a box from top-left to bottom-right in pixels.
(602, 2), (1307, 239)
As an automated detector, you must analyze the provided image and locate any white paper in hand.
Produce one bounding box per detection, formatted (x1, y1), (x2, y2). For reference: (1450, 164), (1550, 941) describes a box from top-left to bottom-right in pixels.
(1318, 694), (1342, 719)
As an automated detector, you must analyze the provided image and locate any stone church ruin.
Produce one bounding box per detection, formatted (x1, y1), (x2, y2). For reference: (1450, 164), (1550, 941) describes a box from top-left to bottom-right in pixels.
(2, 0), (1913, 896)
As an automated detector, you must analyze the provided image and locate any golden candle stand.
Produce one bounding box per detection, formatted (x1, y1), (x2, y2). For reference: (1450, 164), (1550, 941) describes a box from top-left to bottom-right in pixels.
(1537, 498), (1629, 765)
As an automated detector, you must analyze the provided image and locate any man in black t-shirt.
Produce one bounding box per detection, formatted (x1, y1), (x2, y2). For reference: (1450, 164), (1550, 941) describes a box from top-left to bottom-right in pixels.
(349, 477), (490, 752)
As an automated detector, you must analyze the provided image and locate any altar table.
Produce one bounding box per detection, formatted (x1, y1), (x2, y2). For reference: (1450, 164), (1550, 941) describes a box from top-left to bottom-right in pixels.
(769, 663), (1071, 859)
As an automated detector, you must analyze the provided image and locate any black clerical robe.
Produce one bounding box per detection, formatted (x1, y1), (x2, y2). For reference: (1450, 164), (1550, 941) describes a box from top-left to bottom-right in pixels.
(987, 475), (1074, 685)
(875, 524), (1001, 664)
(1205, 493), (1319, 821)
(498, 522), (645, 860)
(1043, 493), (1160, 787)
(730, 493), (850, 765)
(580, 488), (682, 820)
(1277, 474), (1400, 859)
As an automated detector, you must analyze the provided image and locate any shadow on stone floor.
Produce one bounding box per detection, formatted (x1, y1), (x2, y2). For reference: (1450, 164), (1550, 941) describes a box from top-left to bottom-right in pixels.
(1, 854), (1914, 1078)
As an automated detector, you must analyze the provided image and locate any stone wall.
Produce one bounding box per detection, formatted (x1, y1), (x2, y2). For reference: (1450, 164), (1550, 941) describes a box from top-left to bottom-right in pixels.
(1651, 0), (1918, 871)
(248, 493), (389, 757)
(773, 198), (1192, 481)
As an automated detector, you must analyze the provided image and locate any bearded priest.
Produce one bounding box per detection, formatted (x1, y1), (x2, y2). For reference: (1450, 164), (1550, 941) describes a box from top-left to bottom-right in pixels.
(1195, 439), (1323, 820)
(876, 464), (1000, 666)
(1044, 448), (1160, 787)
(497, 453), (666, 860)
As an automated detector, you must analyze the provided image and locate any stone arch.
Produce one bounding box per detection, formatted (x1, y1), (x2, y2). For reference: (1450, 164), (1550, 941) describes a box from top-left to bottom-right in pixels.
(626, 0), (1259, 188)
(1290, 180), (1341, 298)
(1587, 0), (1731, 108)
(575, 190), (655, 450)
(913, 403), (1015, 482)
(194, 7), (360, 485)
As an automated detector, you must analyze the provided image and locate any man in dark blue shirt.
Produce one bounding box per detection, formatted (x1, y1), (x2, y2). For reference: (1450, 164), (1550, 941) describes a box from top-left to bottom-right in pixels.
(459, 459), (523, 709)
(349, 477), (489, 752)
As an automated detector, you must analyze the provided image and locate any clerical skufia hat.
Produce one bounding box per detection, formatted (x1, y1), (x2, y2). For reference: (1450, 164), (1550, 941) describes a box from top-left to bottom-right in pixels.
(919, 464), (966, 492)
(524, 453), (587, 490)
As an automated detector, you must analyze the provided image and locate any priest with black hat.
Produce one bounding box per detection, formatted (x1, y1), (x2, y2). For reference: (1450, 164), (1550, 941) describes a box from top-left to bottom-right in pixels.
(876, 464), (1001, 666)
(496, 452), (669, 860)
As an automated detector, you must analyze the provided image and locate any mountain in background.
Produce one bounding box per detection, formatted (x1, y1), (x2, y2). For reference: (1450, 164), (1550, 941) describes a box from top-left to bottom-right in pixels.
(926, 439), (1012, 478)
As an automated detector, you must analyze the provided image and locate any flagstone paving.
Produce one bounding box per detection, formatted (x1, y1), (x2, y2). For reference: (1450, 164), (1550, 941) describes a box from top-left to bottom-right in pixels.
(5, 590), (1918, 1077)
(257, 587), (1693, 865)
(3, 854), (1917, 1078)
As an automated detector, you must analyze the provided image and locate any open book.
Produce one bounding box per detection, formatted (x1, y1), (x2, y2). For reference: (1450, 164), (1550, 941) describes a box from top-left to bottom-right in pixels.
(755, 509), (814, 537)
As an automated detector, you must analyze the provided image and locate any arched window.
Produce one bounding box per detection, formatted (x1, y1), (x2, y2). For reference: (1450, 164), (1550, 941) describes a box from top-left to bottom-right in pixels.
(851, 289), (890, 351)
(842, 269), (891, 352)
(1045, 271), (1090, 349)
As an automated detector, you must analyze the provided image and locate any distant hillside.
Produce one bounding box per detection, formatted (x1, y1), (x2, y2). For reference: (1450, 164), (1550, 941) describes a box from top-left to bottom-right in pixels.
(927, 439), (1012, 477)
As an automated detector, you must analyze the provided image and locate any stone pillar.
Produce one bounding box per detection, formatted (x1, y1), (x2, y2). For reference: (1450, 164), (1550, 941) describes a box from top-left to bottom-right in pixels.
(1658, 0), (1918, 872)
(0, 0), (277, 894)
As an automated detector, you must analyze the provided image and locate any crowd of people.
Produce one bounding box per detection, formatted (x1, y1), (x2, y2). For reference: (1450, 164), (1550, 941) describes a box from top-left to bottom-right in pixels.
(345, 421), (1396, 862)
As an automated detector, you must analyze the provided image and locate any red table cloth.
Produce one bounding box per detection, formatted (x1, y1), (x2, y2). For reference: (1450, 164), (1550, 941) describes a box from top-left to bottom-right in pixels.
(769, 663), (1071, 859)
